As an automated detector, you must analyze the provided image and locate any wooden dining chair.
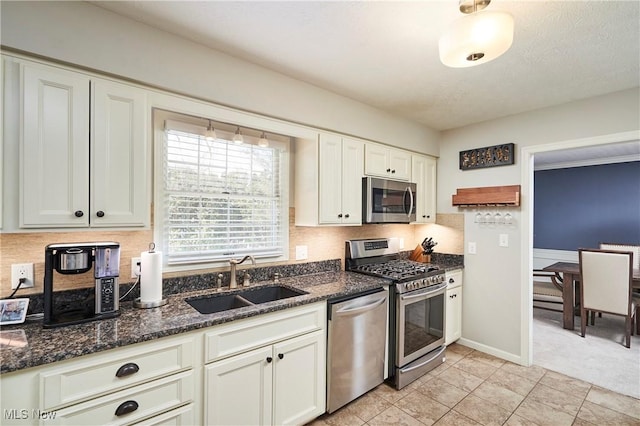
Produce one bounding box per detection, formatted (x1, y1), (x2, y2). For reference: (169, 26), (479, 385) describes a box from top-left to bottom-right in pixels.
(579, 248), (638, 348)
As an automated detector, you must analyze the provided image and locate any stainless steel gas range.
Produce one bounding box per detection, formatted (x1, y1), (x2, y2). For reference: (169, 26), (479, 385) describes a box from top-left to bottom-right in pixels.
(346, 238), (447, 389)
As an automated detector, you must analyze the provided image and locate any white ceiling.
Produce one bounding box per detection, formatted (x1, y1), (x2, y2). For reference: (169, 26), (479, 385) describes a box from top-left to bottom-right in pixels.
(92, 0), (639, 132)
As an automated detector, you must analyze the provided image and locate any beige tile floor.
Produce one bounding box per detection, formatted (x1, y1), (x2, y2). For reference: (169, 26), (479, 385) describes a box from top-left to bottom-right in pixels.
(308, 343), (640, 426)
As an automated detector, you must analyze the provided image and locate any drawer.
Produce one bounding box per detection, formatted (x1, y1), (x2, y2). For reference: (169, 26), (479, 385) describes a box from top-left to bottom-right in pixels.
(446, 269), (463, 289)
(40, 335), (196, 409)
(205, 302), (325, 363)
(132, 403), (195, 426)
(48, 371), (193, 426)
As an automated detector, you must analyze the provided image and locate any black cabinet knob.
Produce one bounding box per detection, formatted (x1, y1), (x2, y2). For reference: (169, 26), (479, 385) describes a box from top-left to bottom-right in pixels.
(386, 168), (391, 172)
(266, 357), (273, 363)
(344, 214), (350, 218)
(74, 210), (84, 218)
(391, 169), (396, 174)
(338, 214), (343, 218)
(426, 215), (430, 219)
(115, 400), (139, 417)
(278, 353), (284, 360)
(115, 362), (140, 378)
(422, 215), (426, 218)
(96, 210), (105, 218)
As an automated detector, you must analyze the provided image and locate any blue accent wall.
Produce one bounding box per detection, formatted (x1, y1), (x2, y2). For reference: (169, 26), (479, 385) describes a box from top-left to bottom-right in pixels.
(534, 161), (640, 250)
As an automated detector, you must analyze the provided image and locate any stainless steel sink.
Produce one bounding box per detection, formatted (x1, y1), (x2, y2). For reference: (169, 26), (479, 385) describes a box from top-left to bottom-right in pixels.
(186, 285), (307, 314)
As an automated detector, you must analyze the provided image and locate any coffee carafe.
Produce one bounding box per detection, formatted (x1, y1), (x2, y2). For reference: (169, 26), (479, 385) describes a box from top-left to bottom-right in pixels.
(43, 242), (121, 328)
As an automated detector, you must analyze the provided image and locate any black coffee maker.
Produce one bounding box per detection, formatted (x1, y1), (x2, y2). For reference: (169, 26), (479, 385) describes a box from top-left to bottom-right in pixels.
(43, 242), (121, 328)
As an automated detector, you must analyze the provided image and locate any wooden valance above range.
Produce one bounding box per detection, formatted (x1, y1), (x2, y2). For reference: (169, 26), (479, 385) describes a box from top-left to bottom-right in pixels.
(452, 185), (521, 207)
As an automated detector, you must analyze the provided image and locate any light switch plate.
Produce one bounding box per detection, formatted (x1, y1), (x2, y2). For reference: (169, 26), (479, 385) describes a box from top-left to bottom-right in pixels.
(295, 245), (308, 260)
(468, 242), (477, 255)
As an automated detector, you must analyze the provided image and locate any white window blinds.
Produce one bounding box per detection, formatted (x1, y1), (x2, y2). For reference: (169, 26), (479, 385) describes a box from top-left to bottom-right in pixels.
(162, 120), (286, 265)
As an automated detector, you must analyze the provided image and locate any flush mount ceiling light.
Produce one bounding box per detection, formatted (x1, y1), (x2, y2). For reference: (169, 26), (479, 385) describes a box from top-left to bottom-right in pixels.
(439, 0), (514, 68)
(233, 127), (244, 144)
(205, 120), (217, 141)
(258, 132), (269, 147)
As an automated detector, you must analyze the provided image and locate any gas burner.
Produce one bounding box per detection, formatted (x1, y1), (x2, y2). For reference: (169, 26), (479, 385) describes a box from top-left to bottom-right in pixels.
(351, 259), (440, 281)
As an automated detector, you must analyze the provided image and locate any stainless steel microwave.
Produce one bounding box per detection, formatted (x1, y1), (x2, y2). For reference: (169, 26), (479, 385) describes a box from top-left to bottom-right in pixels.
(363, 177), (416, 224)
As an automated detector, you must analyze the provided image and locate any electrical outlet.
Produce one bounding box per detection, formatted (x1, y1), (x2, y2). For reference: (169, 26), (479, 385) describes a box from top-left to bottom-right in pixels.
(11, 263), (35, 289)
(295, 245), (308, 260)
(499, 234), (509, 247)
(131, 257), (142, 278)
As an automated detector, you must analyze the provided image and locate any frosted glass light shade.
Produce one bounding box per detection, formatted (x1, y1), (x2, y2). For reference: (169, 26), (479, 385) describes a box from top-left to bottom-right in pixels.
(439, 10), (514, 68)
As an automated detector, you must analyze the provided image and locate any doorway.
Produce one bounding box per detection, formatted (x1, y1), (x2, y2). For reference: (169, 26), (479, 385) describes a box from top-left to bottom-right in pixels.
(520, 131), (640, 398)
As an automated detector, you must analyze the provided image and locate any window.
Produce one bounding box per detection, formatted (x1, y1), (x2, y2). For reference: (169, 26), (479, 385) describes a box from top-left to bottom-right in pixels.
(157, 116), (289, 268)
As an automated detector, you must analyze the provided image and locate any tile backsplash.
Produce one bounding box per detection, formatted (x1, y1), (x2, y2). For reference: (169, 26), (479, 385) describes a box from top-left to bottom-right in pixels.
(0, 210), (463, 296)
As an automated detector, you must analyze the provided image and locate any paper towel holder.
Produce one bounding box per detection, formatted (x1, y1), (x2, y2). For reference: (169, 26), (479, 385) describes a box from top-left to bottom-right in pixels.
(134, 243), (168, 309)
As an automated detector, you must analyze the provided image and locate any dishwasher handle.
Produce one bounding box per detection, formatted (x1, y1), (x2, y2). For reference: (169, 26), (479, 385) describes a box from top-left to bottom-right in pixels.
(333, 295), (387, 318)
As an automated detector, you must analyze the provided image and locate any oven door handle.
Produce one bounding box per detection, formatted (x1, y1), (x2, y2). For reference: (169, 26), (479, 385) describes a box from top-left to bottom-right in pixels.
(335, 296), (387, 316)
(399, 282), (447, 300)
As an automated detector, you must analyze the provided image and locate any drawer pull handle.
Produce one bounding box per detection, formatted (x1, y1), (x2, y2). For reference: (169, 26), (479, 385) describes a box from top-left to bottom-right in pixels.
(115, 400), (139, 417)
(115, 362), (140, 378)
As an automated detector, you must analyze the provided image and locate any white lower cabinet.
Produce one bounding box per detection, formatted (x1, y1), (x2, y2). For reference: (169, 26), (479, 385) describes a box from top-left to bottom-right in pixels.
(0, 303), (326, 426)
(0, 334), (198, 426)
(204, 303), (326, 426)
(445, 270), (463, 345)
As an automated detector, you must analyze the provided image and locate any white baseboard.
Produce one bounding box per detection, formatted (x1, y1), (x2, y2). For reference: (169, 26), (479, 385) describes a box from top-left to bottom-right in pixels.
(456, 338), (525, 366)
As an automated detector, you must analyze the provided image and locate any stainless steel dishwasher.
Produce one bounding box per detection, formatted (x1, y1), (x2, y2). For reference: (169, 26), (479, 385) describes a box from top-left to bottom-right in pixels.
(326, 287), (388, 413)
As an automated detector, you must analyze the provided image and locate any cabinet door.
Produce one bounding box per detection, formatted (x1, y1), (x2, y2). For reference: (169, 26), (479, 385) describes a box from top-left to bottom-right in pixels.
(364, 143), (389, 177)
(411, 155), (436, 223)
(389, 149), (411, 181)
(273, 330), (326, 426)
(205, 346), (273, 426)
(318, 133), (343, 224)
(21, 62), (90, 227)
(92, 79), (148, 227)
(445, 287), (462, 345)
(340, 137), (363, 224)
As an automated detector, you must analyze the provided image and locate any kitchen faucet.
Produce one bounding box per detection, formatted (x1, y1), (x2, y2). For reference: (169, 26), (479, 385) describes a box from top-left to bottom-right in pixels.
(228, 255), (256, 289)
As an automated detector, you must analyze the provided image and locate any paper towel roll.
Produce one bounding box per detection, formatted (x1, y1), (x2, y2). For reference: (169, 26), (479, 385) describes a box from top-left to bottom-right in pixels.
(140, 250), (163, 303)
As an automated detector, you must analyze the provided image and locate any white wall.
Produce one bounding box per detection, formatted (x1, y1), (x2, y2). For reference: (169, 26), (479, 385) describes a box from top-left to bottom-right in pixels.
(438, 88), (640, 362)
(0, 0), (439, 155)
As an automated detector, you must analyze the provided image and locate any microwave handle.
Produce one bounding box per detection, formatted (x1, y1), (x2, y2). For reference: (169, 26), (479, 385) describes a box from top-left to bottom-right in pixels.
(404, 186), (414, 217)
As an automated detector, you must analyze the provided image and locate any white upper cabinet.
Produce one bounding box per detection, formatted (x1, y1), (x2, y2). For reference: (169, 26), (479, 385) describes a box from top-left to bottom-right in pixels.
(411, 154), (437, 223)
(295, 133), (363, 226)
(91, 78), (148, 227)
(21, 61), (91, 227)
(364, 142), (411, 181)
(17, 59), (148, 228)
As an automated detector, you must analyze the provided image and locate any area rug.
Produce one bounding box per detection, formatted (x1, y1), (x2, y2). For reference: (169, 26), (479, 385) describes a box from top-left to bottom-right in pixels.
(533, 308), (640, 399)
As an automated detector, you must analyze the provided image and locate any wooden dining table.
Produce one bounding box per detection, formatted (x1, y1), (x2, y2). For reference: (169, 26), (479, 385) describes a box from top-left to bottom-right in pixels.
(542, 262), (640, 330)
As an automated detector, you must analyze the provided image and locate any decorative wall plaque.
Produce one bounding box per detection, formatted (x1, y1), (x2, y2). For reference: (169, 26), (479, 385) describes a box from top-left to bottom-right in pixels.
(459, 143), (514, 170)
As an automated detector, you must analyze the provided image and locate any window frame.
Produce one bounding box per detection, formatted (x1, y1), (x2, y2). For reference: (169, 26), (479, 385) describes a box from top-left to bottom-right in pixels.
(153, 109), (290, 272)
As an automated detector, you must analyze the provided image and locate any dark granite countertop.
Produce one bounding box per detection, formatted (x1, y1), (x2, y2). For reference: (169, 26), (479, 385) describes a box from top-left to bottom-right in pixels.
(0, 258), (463, 375)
